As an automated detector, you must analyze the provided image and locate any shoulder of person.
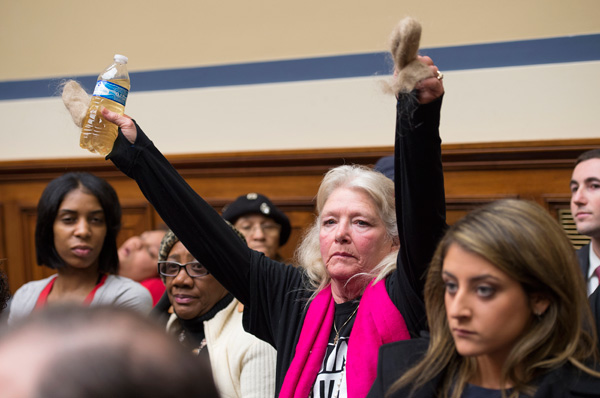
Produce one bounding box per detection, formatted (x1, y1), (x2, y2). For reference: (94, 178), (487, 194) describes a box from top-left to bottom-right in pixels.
(105, 274), (147, 289)
(103, 275), (153, 305)
(379, 336), (429, 366)
(13, 275), (57, 296)
(535, 361), (600, 397)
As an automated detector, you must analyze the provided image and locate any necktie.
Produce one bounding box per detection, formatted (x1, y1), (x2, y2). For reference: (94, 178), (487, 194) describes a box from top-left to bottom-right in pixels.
(594, 266), (600, 281)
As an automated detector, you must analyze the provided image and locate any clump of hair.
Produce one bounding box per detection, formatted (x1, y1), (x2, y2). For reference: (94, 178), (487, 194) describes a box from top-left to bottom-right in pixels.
(384, 16), (433, 95)
(61, 80), (90, 128)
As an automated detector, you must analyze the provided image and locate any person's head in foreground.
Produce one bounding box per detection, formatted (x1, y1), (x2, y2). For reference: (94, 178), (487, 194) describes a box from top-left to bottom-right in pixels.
(0, 305), (218, 398)
(222, 193), (291, 260)
(390, 199), (599, 398)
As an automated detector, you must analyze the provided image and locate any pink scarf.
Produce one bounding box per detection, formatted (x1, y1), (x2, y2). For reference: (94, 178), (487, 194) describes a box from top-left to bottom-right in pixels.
(279, 279), (410, 398)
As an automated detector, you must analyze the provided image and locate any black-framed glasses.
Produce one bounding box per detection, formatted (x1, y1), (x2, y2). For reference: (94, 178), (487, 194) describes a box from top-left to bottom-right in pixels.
(158, 261), (210, 278)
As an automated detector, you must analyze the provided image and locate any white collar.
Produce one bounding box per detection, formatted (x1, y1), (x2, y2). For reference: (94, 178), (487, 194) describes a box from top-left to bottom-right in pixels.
(588, 245), (600, 280)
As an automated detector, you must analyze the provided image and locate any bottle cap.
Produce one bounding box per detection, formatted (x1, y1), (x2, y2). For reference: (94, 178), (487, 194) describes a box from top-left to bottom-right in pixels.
(114, 54), (128, 64)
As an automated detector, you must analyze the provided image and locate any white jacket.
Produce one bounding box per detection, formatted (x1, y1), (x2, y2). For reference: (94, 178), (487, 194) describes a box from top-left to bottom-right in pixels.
(167, 298), (276, 398)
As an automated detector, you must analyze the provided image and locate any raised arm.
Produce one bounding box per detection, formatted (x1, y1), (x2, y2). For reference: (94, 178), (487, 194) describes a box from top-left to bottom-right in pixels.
(392, 56), (448, 334)
(103, 110), (259, 304)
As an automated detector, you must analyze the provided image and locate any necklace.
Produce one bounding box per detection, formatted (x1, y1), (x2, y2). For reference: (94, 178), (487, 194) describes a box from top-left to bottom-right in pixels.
(192, 338), (207, 356)
(333, 304), (359, 346)
(178, 330), (207, 355)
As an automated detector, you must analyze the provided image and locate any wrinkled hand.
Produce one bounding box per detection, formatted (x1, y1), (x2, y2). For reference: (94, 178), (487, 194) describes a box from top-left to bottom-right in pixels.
(101, 107), (137, 144)
(414, 56), (444, 104)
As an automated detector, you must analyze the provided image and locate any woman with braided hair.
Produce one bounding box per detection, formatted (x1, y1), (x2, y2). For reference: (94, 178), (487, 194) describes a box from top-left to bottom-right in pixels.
(154, 227), (276, 398)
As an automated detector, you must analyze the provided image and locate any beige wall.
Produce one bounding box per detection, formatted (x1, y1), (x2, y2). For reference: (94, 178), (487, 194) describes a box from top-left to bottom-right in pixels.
(1, 0), (599, 160)
(2, 0), (599, 79)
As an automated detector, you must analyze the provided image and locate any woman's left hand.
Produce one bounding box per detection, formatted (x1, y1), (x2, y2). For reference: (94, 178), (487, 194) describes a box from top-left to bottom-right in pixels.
(102, 107), (138, 144)
(415, 56), (444, 104)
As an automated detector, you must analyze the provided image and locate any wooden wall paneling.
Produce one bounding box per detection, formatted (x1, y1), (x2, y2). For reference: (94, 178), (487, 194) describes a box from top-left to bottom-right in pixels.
(1, 138), (599, 294)
(0, 203), (5, 277)
(19, 202), (55, 289)
(117, 201), (157, 248)
(543, 195), (571, 218)
(3, 199), (32, 293)
(0, 179), (53, 293)
(445, 195), (519, 225)
(2, 200), (21, 293)
(279, 210), (317, 263)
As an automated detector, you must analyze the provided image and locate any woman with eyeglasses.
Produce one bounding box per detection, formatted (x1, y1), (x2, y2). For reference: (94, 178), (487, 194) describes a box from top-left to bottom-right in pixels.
(221, 192), (291, 262)
(156, 228), (276, 398)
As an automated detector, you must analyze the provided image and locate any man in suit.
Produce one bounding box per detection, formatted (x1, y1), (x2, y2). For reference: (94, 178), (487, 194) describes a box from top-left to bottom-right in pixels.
(570, 149), (600, 341)
(570, 149), (600, 296)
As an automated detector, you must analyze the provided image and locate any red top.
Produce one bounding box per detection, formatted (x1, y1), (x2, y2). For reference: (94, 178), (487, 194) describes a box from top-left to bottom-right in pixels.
(34, 274), (108, 309)
(140, 277), (166, 306)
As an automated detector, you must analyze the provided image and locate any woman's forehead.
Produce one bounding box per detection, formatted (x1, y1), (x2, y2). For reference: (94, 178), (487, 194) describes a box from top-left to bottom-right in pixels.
(323, 187), (378, 212)
(235, 214), (273, 224)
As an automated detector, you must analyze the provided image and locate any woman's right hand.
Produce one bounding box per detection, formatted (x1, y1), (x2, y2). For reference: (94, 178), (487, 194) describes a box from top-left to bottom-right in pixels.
(101, 107), (137, 144)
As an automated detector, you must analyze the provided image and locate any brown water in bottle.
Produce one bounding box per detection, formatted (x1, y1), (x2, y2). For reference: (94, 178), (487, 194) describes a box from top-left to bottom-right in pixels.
(80, 58), (130, 156)
(80, 78), (130, 156)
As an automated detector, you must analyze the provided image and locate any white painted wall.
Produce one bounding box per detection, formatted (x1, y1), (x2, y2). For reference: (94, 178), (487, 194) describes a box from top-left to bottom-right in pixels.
(1, 61), (598, 160)
(1, 0), (599, 160)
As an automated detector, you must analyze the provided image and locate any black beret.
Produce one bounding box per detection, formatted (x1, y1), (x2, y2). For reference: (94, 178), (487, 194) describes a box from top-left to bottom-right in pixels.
(221, 193), (291, 246)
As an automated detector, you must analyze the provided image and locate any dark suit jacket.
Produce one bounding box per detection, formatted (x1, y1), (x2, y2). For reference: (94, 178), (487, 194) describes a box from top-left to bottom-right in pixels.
(367, 338), (600, 398)
(577, 244), (591, 280)
(576, 243), (600, 345)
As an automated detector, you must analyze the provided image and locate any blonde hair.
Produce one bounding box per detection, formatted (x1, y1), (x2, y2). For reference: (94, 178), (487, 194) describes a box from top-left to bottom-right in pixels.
(294, 165), (399, 296)
(389, 199), (599, 398)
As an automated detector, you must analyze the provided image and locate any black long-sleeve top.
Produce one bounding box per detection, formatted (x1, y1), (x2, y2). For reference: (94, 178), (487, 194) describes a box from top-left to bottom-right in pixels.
(108, 96), (447, 396)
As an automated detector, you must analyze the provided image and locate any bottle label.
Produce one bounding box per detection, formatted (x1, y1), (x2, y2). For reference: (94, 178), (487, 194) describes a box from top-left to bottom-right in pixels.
(92, 80), (129, 106)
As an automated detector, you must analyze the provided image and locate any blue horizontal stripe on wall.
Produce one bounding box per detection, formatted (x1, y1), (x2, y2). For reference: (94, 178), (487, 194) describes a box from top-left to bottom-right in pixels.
(1, 34), (599, 101)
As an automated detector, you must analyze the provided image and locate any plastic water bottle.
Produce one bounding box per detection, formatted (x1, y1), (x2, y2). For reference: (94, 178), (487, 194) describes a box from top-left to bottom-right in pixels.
(80, 54), (130, 156)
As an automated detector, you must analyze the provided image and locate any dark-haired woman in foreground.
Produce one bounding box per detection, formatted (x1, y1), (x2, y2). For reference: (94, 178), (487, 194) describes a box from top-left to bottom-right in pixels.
(8, 172), (152, 323)
(368, 199), (600, 398)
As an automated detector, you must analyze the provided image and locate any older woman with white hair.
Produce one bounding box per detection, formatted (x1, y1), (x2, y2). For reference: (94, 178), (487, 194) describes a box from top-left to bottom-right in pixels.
(103, 56), (446, 398)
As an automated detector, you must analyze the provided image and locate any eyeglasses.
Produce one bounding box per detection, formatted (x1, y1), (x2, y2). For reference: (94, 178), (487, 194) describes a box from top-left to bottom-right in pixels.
(158, 261), (210, 278)
(237, 223), (281, 236)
